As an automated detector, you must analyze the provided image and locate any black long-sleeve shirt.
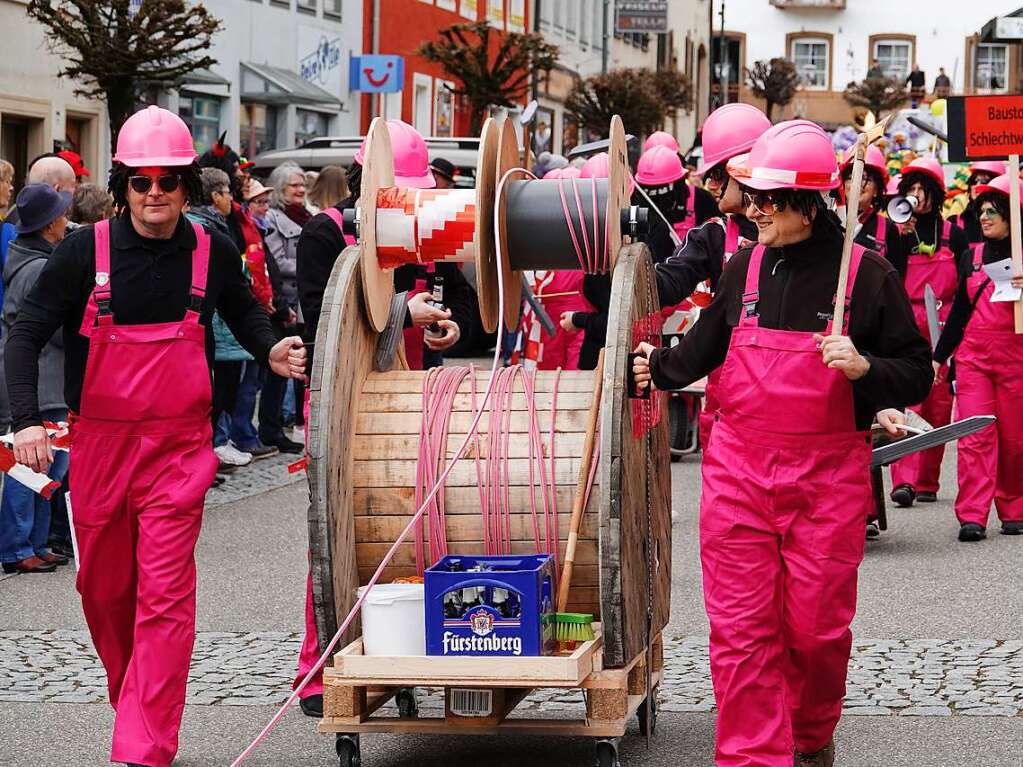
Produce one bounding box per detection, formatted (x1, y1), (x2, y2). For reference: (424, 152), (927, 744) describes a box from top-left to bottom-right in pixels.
(934, 236), (1006, 364)
(4, 213), (277, 431)
(655, 214), (759, 307)
(855, 211), (908, 278)
(296, 202), (477, 349)
(635, 185), (720, 265)
(648, 219), (934, 429)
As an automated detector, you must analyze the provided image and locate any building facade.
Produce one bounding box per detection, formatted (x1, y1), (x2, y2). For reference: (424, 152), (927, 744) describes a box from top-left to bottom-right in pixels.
(0, 0), (109, 189)
(363, 0), (530, 136)
(713, 0), (1023, 126)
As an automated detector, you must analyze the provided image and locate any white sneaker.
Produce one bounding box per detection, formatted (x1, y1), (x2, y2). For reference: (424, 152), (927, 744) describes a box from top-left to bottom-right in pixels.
(215, 443), (252, 467)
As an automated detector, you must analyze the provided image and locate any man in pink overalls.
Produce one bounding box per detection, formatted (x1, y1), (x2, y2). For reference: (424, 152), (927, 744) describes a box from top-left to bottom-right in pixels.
(933, 172), (1023, 542)
(633, 121), (933, 766)
(7, 106), (307, 767)
(889, 157), (970, 507)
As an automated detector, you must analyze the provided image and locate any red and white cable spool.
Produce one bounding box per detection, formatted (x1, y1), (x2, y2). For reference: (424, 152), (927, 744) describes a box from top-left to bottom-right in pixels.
(376, 187), (477, 268)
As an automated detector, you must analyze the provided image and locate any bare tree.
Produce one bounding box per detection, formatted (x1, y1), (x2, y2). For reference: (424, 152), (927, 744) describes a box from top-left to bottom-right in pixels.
(26, 0), (222, 142)
(844, 76), (909, 118)
(418, 21), (558, 135)
(566, 68), (693, 139)
(745, 58), (800, 121)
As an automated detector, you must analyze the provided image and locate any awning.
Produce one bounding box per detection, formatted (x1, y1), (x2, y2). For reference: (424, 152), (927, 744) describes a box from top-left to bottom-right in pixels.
(182, 68), (232, 88)
(240, 62), (341, 110)
(980, 8), (1023, 42)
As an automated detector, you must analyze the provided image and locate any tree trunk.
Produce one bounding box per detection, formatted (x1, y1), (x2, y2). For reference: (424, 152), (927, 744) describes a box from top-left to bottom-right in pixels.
(469, 104), (486, 137)
(765, 99), (775, 122)
(105, 81), (138, 155)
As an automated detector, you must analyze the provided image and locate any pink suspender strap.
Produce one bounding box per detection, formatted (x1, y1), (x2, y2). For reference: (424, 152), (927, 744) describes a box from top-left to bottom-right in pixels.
(322, 206), (357, 247)
(875, 215), (887, 256)
(941, 218), (952, 248)
(738, 244), (767, 328)
(187, 222), (210, 315)
(79, 220), (112, 336)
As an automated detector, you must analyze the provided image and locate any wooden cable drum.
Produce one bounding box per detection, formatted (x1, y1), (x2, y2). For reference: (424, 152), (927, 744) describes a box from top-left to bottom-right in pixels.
(357, 116), (502, 333)
(307, 115), (670, 669)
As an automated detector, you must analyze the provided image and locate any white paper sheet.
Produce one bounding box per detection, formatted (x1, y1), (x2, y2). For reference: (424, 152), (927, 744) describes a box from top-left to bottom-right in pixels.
(982, 257), (1023, 302)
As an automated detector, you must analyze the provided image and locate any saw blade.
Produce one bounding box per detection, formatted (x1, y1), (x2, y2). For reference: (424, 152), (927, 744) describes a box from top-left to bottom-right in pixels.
(924, 284), (941, 352)
(872, 415), (995, 467)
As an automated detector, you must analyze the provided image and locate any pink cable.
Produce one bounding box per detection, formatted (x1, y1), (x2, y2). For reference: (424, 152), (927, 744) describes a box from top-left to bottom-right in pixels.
(570, 178), (593, 273)
(557, 178), (587, 271)
(591, 178), (602, 274)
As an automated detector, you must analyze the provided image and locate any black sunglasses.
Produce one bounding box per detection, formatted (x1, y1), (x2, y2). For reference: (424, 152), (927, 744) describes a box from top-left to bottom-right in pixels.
(128, 174), (181, 195)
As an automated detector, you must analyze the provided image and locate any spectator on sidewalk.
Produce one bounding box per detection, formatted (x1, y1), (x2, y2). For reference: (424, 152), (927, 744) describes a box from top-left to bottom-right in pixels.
(56, 150), (92, 186)
(866, 59), (884, 79)
(3, 155), (76, 230)
(306, 165), (348, 215)
(186, 168), (255, 475)
(934, 67), (951, 99)
(68, 183), (114, 225)
(261, 162), (307, 454)
(907, 63), (926, 108)
(0, 183), (72, 574)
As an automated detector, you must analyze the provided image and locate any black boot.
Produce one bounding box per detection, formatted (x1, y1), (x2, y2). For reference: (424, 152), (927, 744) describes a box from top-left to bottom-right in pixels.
(300, 693), (323, 717)
(890, 483), (916, 508)
(916, 491), (937, 503)
(958, 523), (986, 542)
(1001, 521), (1023, 536)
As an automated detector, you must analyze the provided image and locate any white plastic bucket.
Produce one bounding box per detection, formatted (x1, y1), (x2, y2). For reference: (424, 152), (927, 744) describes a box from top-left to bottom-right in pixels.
(357, 583), (426, 656)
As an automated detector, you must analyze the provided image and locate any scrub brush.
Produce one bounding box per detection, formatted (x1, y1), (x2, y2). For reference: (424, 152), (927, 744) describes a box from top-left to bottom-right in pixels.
(553, 612), (595, 650)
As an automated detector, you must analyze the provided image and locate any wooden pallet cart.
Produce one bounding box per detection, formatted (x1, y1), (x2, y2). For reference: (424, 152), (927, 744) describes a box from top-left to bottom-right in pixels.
(306, 115), (671, 767)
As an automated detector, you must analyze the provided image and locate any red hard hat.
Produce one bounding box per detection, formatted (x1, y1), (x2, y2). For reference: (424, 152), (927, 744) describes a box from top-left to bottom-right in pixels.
(900, 156), (945, 189)
(643, 131), (680, 154)
(969, 160), (1007, 179)
(840, 144), (889, 184)
(354, 119), (435, 189)
(727, 120), (839, 191)
(697, 103), (772, 175)
(113, 106), (197, 168)
(636, 145), (686, 186)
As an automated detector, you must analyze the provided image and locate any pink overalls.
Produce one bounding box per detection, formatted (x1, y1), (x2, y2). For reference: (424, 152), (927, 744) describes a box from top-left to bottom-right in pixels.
(698, 216), (750, 449)
(536, 271), (592, 370)
(952, 242), (1023, 528)
(71, 219), (219, 767)
(890, 220), (957, 494)
(700, 244), (871, 766)
(672, 203), (697, 243)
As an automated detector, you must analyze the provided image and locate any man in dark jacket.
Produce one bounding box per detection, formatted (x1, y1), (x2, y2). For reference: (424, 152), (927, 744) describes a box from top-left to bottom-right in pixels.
(0, 183), (72, 574)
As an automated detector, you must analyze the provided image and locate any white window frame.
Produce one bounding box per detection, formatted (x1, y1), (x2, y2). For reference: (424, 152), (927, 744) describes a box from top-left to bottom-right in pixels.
(872, 38), (912, 81)
(436, 0), (456, 10)
(382, 90), (403, 121)
(460, 0), (477, 19)
(434, 78), (456, 136)
(508, 0), (525, 32)
(790, 36), (830, 91)
(323, 0), (342, 16)
(488, 0), (505, 29)
(565, 0), (578, 39)
(591, 1), (603, 50)
(578, 0), (589, 48)
(975, 42), (1009, 94)
(296, 0), (317, 11)
(412, 72), (434, 136)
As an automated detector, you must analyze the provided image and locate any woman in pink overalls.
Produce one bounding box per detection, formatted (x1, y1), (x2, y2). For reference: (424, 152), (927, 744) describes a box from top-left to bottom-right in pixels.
(7, 106), (307, 767)
(838, 145), (906, 274)
(933, 172), (1023, 542)
(889, 157), (971, 507)
(633, 120), (933, 766)
(949, 160), (1006, 244)
(654, 103), (771, 450)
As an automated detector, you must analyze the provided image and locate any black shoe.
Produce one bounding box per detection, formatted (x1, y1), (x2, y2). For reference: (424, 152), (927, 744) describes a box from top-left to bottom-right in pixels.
(916, 491), (937, 503)
(958, 523), (986, 542)
(890, 484), (916, 508)
(273, 436), (304, 454)
(239, 441), (279, 460)
(866, 522), (880, 539)
(1001, 521), (1023, 536)
(217, 461), (239, 475)
(49, 542), (75, 558)
(299, 693), (323, 718)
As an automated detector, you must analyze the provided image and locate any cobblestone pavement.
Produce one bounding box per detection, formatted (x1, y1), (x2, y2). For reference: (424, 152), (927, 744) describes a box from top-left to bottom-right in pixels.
(3, 632), (1021, 717)
(206, 446), (305, 509)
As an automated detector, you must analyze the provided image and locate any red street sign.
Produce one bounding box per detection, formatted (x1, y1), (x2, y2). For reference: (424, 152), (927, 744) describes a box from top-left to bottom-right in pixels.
(947, 94), (1023, 161)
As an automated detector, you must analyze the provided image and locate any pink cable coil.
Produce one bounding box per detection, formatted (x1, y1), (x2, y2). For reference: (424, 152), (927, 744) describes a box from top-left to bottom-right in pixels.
(232, 165), (605, 765)
(556, 177), (609, 274)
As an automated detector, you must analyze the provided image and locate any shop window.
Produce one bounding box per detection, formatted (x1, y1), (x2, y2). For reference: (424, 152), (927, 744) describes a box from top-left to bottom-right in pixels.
(296, 0), (316, 12)
(791, 37), (830, 90)
(872, 38), (912, 81)
(324, 0), (342, 16)
(296, 109), (329, 145)
(240, 102), (278, 157)
(179, 95), (222, 155)
(975, 43), (1009, 93)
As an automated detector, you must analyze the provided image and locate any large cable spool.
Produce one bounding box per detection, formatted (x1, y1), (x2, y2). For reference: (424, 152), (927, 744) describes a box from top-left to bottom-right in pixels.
(307, 117), (670, 669)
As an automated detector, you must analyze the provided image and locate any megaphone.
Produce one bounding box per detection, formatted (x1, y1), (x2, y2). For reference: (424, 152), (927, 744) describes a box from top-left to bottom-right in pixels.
(887, 194), (918, 224)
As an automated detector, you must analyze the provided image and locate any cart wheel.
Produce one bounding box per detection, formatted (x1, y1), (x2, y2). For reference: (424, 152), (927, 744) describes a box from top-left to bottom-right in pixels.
(595, 738), (621, 767)
(638, 685), (659, 736)
(668, 399), (686, 462)
(396, 687), (418, 718)
(336, 734), (361, 767)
